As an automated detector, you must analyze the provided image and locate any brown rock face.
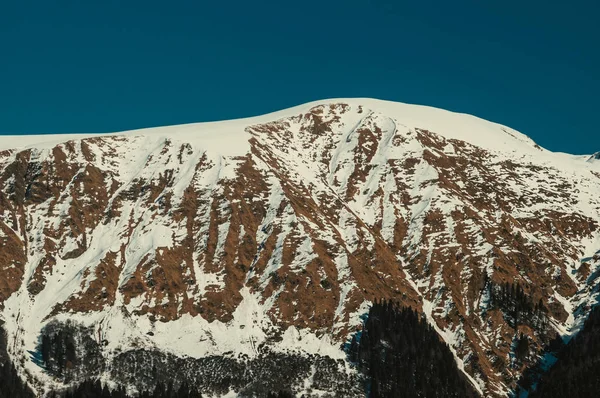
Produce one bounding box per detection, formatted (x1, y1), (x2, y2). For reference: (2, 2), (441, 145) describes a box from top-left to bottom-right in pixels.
(1, 100), (599, 396)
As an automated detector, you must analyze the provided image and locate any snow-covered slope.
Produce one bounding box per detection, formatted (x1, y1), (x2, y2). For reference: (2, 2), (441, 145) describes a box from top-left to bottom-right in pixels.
(1, 99), (600, 396)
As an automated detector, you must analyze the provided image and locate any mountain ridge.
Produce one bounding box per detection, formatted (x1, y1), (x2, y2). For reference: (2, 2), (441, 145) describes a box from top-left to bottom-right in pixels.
(0, 98), (554, 154)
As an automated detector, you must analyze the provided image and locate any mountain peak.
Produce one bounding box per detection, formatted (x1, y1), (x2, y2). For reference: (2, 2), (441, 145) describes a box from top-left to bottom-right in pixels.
(1, 99), (542, 157)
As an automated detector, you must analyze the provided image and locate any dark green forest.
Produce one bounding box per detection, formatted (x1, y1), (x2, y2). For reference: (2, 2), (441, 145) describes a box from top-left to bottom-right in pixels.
(0, 323), (34, 398)
(489, 282), (548, 330)
(0, 360), (35, 398)
(44, 379), (203, 398)
(525, 305), (600, 397)
(348, 300), (479, 398)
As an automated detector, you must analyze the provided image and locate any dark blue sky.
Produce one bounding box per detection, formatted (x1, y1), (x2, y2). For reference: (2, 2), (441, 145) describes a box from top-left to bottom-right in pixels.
(1, 1), (598, 154)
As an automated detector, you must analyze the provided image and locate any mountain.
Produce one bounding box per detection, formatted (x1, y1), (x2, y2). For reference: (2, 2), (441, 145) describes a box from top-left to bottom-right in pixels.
(1, 99), (600, 397)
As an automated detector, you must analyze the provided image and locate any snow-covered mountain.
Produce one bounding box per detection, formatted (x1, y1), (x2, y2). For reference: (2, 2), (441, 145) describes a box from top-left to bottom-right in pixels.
(1, 99), (600, 396)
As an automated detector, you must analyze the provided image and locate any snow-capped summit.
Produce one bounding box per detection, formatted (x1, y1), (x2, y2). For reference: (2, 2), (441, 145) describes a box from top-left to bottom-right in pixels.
(1, 99), (600, 397)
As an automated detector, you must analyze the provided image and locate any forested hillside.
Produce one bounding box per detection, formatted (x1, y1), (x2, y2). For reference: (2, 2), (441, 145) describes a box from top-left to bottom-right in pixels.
(527, 306), (600, 397)
(348, 301), (479, 397)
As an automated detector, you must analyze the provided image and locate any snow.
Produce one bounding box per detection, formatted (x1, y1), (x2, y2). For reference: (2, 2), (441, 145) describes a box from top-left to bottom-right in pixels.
(290, 235), (317, 271)
(3, 97), (598, 169)
(380, 171), (398, 244)
(405, 159), (440, 249)
(332, 253), (356, 333)
(214, 219), (231, 260)
(336, 208), (359, 252)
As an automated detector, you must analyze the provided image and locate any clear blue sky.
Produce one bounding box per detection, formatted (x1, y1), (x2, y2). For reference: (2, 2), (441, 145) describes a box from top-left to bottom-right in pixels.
(1, 1), (598, 154)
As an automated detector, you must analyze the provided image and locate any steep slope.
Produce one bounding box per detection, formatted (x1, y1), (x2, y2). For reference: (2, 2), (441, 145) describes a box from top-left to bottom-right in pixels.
(1, 99), (600, 396)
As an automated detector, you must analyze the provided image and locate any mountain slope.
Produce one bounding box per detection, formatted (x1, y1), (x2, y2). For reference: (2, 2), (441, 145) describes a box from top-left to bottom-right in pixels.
(1, 99), (600, 396)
